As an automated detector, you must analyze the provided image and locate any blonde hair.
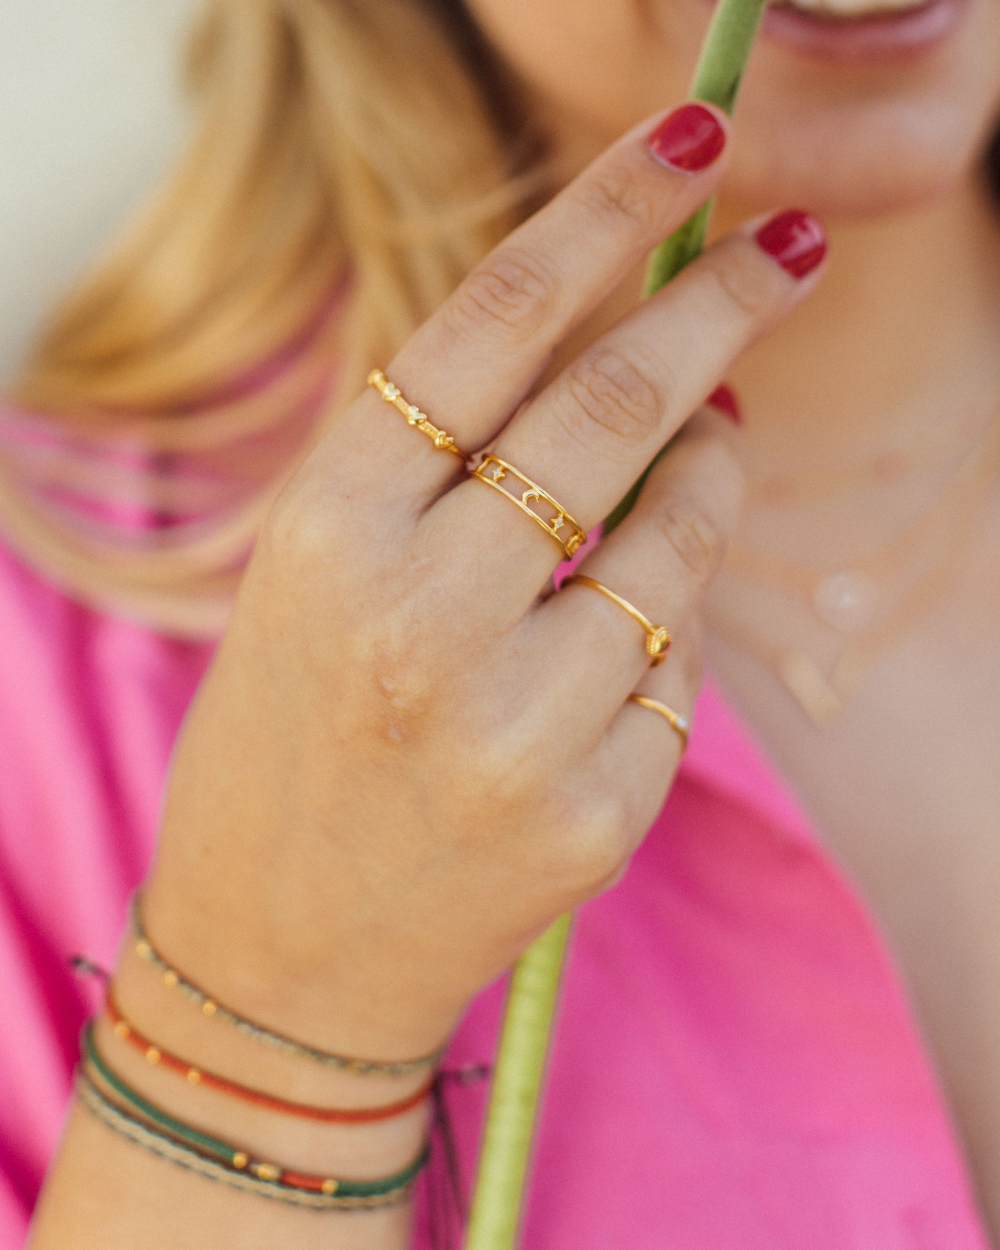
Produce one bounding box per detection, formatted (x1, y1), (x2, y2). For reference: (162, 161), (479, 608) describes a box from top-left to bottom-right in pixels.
(3, 0), (545, 635)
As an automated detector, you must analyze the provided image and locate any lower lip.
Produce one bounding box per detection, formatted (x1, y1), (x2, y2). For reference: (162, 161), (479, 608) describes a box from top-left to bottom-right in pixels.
(756, 0), (967, 62)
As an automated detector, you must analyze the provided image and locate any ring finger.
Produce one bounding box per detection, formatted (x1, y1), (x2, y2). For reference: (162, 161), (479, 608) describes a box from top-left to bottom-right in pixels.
(512, 412), (741, 754)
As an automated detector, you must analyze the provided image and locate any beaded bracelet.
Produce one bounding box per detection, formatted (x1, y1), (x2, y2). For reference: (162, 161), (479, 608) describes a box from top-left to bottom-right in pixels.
(130, 896), (444, 1078)
(76, 1071), (423, 1211)
(80, 1023), (430, 1207)
(104, 990), (433, 1123)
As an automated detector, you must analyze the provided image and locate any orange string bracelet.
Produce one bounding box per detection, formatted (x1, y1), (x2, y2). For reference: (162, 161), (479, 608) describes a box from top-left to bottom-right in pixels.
(104, 991), (434, 1124)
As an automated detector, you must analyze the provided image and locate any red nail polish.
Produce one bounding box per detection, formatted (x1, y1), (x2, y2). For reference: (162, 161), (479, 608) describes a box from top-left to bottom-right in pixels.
(647, 104), (726, 173)
(755, 210), (827, 279)
(707, 384), (742, 425)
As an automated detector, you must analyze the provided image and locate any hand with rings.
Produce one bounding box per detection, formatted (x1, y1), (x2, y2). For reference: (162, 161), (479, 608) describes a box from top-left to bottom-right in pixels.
(144, 102), (825, 1090)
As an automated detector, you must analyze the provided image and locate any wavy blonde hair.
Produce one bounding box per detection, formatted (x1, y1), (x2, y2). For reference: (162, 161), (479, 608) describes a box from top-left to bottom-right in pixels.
(3, 0), (546, 635)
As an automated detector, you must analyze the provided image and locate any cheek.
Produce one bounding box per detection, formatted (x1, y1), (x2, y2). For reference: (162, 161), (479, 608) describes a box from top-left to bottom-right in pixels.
(461, 0), (696, 142)
(463, 0), (1000, 221)
(723, 40), (1000, 219)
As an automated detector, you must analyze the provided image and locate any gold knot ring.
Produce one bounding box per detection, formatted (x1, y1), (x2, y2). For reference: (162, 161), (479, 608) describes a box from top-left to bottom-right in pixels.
(368, 369), (468, 460)
(627, 694), (690, 752)
(472, 455), (586, 560)
(562, 574), (672, 665)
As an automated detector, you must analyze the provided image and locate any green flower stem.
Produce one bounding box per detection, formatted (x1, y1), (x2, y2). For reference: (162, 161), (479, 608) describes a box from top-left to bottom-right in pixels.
(463, 4), (769, 1246)
(463, 915), (572, 1250)
(605, 0), (770, 537)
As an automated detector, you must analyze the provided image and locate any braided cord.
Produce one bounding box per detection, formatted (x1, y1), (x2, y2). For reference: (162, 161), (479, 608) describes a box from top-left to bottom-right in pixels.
(81, 1022), (430, 1200)
(130, 896), (444, 1077)
(75, 1072), (420, 1211)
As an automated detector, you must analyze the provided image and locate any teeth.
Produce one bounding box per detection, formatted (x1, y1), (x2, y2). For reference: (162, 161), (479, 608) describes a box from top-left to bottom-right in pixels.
(780, 0), (927, 15)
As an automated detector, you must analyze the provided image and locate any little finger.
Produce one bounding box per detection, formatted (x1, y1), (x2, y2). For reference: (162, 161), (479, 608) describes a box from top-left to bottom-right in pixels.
(598, 629), (702, 846)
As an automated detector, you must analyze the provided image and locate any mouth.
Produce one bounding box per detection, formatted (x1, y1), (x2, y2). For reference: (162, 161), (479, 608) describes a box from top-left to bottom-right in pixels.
(755, 0), (967, 61)
(778, 0), (934, 17)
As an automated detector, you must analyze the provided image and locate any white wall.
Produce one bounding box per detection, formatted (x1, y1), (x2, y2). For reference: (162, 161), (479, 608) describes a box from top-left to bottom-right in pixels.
(0, 0), (202, 386)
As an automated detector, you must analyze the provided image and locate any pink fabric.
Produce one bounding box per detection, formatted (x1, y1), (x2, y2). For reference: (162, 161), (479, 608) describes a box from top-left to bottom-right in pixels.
(0, 530), (989, 1247)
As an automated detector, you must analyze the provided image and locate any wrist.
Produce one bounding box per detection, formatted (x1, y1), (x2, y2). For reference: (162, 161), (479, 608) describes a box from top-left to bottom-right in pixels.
(103, 941), (434, 1182)
(142, 857), (468, 1067)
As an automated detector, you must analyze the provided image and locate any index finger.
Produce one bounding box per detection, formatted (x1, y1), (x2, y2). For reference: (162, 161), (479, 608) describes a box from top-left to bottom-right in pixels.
(340, 103), (732, 490)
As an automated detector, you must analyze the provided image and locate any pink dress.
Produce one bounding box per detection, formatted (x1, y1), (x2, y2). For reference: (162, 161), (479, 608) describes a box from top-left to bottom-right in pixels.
(0, 412), (988, 1246)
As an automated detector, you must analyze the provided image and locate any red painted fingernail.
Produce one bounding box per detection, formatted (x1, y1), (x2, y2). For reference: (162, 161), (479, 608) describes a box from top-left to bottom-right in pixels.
(707, 384), (742, 425)
(755, 210), (827, 279)
(647, 104), (727, 173)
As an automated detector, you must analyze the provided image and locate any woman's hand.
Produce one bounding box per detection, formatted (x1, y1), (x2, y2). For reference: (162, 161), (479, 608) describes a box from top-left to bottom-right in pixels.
(146, 103), (825, 1065)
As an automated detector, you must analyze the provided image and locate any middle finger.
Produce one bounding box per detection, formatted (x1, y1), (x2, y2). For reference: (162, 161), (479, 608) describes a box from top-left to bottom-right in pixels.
(430, 208), (827, 618)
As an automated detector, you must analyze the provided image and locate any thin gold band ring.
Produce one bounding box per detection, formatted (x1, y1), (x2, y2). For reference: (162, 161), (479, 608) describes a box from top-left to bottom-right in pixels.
(368, 370), (468, 460)
(562, 574), (672, 666)
(627, 694), (690, 752)
(472, 455), (586, 560)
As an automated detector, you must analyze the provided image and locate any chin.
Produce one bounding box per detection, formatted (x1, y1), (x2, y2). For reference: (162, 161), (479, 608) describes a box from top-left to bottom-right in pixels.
(710, 0), (1000, 221)
(720, 106), (998, 221)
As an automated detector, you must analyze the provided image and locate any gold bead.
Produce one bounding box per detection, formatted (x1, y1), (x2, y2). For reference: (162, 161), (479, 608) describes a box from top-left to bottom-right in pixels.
(163, 970), (179, 989)
(321, 1179), (339, 1196)
(145, 1047), (161, 1065)
(201, 1001), (217, 1017)
(255, 1164), (280, 1182)
(232, 1153), (248, 1170)
(186, 1068), (201, 1085)
(135, 941), (152, 959)
(113, 1022), (130, 1040)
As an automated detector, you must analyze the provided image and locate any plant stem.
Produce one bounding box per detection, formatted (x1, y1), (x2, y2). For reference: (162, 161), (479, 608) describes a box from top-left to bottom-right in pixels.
(605, 0), (770, 536)
(463, 915), (572, 1250)
(463, 1), (770, 1244)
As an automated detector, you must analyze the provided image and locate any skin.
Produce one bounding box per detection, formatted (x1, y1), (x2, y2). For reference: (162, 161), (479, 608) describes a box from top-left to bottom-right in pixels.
(463, 0), (1000, 1232)
(26, 0), (1000, 1244)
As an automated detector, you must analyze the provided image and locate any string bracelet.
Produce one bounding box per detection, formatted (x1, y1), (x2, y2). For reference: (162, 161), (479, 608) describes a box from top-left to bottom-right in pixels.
(76, 1073), (423, 1211)
(130, 895), (445, 1078)
(104, 989), (433, 1124)
(79, 1023), (429, 1207)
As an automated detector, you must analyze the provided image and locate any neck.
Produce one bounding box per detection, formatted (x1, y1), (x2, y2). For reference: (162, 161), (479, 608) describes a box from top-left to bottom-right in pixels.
(714, 176), (1000, 467)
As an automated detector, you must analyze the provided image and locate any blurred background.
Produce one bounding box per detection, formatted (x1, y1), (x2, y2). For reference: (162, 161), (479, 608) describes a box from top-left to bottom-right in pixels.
(0, 0), (199, 384)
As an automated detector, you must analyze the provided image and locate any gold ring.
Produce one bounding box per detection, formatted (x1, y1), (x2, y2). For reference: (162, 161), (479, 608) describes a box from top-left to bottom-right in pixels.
(627, 694), (690, 751)
(368, 370), (468, 460)
(472, 455), (586, 559)
(562, 574), (672, 665)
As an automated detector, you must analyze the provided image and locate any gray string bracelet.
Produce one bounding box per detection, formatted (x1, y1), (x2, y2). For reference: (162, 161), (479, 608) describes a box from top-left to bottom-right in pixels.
(130, 895), (446, 1078)
(75, 1071), (422, 1211)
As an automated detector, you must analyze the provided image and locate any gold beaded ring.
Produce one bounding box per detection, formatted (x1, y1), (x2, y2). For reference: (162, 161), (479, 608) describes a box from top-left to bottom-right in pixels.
(627, 694), (690, 752)
(368, 369), (468, 460)
(472, 455), (587, 560)
(562, 574), (672, 665)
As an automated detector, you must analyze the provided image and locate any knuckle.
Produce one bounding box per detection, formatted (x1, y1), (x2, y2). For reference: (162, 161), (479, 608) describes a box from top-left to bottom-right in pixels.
(443, 247), (559, 346)
(573, 162), (660, 236)
(262, 480), (338, 570)
(682, 636), (705, 691)
(363, 637), (437, 747)
(656, 494), (727, 583)
(449, 713), (539, 809)
(542, 788), (630, 894)
(562, 348), (665, 452)
(706, 248), (775, 324)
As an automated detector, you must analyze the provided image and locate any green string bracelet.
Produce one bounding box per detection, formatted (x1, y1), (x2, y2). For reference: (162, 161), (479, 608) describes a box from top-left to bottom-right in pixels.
(80, 1021), (430, 1204)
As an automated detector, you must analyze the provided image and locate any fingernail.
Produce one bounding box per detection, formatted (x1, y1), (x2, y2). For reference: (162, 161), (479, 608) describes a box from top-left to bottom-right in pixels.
(755, 210), (827, 279)
(707, 384), (742, 425)
(647, 103), (727, 173)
